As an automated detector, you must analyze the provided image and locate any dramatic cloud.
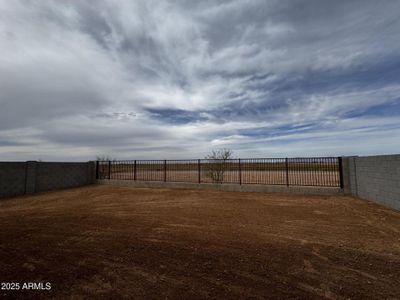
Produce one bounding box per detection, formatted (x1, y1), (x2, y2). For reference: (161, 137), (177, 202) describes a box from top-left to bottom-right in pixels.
(1, 0), (399, 160)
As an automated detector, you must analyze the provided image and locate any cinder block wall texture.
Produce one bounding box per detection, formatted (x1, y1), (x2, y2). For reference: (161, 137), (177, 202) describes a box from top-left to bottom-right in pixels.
(0, 162), (27, 198)
(343, 155), (400, 210)
(0, 161), (96, 199)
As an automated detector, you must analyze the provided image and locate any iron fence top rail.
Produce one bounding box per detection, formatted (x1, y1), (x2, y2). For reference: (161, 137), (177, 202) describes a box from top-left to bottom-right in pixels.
(98, 159), (199, 162)
(97, 157), (339, 162)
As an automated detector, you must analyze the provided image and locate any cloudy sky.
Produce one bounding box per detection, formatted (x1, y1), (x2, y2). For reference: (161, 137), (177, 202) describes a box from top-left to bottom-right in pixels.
(1, 0), (399, 161)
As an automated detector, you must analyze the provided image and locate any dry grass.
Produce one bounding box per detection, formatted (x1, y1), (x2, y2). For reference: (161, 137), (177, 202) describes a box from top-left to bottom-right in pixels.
(107, 170), (340, 186)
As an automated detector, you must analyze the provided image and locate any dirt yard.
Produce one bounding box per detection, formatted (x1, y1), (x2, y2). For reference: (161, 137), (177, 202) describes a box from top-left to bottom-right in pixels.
(1, 186), (399, 299)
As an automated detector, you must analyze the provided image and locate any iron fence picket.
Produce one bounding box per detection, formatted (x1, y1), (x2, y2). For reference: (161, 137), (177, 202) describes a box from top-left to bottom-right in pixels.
(96, 157), (341, 187)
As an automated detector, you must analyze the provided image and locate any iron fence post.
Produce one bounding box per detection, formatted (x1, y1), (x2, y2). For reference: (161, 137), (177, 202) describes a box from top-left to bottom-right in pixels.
(134, 160), (136, 181)
(198, 159), (201, 183)
(108, 161), (111, 180)
(239, 158), (242, 185)
(164, 160), (167, 182)
(96, 161), (99, 179)
(285, 158), (289, 186)
(338, 157), (344, 189)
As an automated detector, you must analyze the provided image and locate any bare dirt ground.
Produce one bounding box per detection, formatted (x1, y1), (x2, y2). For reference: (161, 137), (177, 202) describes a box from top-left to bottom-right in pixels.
(0, 185), (399, 299)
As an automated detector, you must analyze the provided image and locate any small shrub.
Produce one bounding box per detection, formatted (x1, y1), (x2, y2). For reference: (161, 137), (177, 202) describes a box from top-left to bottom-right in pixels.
(204, 148), (233, 183)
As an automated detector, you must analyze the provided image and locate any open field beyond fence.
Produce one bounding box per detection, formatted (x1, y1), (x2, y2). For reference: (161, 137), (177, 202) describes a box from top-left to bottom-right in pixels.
(100, 170), (340, 187)
(97, 157), (342, 187)
(1, 185), (399, 299)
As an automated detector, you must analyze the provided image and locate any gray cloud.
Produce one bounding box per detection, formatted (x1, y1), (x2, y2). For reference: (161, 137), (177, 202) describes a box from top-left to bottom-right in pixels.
(0, 0), (400, 161)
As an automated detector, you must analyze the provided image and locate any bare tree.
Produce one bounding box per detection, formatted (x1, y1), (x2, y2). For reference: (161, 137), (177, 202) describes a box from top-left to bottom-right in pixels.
(204, 148), (234, 183)
(95, 155), (115, 179)
(96, 155), (114, 161)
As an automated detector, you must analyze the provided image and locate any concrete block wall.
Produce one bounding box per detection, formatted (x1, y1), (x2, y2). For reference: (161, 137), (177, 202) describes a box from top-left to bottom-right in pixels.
(0, 162), (28, 198)
(0, 161), (96, 199)
(35, 162), (96, 193)
(343, 155), (400, 210)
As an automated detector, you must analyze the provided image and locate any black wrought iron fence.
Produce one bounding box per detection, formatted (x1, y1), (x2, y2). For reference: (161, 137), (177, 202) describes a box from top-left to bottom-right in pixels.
(96, 157), (343, 188)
